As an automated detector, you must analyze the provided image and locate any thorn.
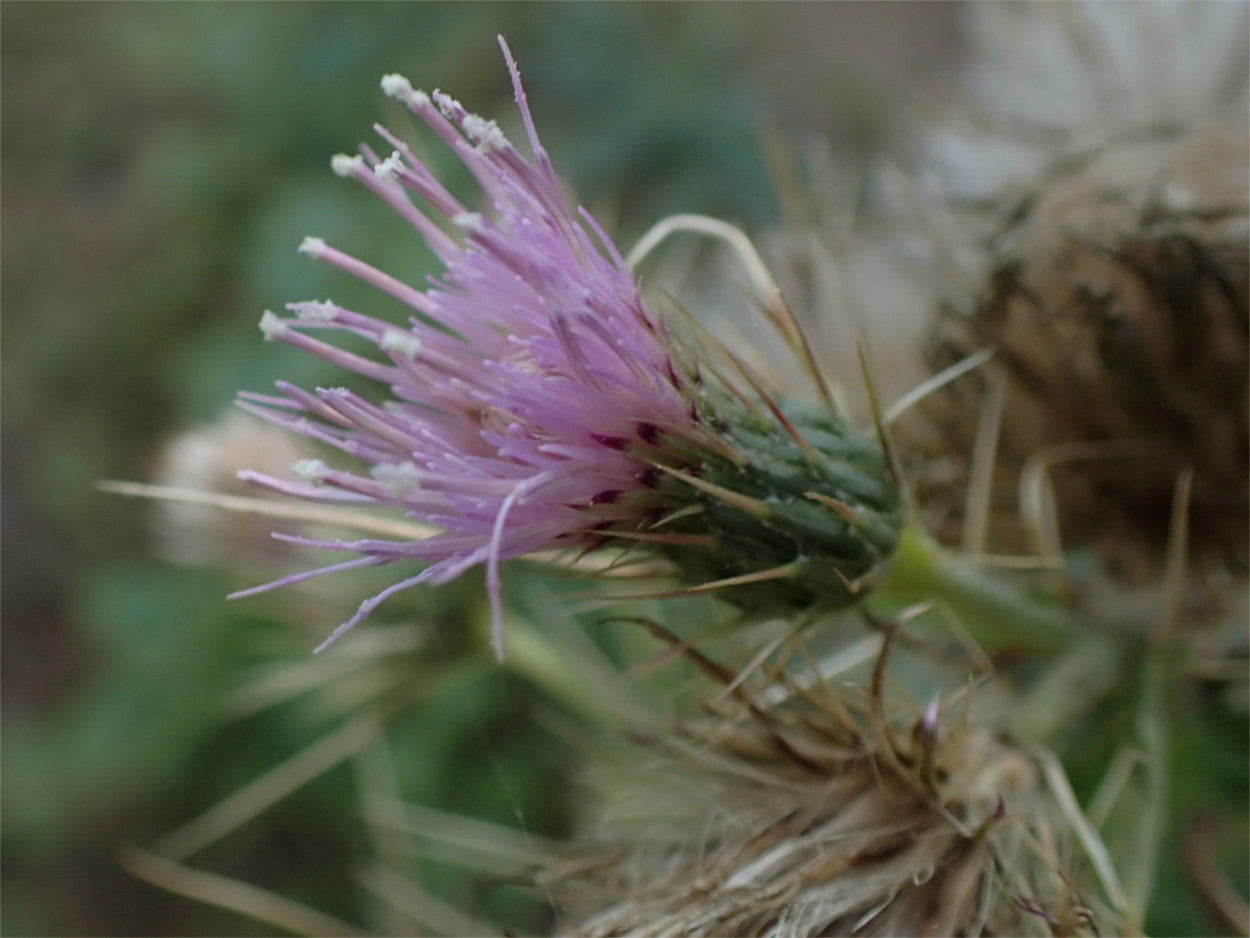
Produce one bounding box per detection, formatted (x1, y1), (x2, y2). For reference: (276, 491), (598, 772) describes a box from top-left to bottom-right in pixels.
(652, 464), (774, 519)
(603, 529), (718, 548)
(674, 318), (821, 464)
(760, 290), (839, 418)
(656, 292), (766, 424)
(649, 503), (705, 528)
(804, 491), (862, 526)
(681, 562), (804, 593)
(596, 561), (803, 602)
(915, 694), (941, 789)
(1157, 468), (1193, 649)
(856, 339), (907, 498)
(723, 368), (819, 463)
(883, 348), (996, 425)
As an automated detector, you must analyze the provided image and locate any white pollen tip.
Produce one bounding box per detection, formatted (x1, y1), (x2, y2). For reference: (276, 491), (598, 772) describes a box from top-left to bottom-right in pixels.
(290, 299), (338, 322)
(292, 459), (331, 484)
(298, 236), (327, 256)
(431, 90), (461, 118)
(380, 73), (415, 100)
(259, 310), (288, 341)
(463, 114), (509, 152)
(373, 150), (405, 181)
(331, 153), (364, 177)
(452, 212), (486, 234)
(371, 461), (423, 497)
(380, 328), (422, 360)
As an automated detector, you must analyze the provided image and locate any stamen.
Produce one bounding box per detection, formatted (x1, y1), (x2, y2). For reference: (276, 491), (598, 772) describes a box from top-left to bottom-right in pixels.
(431, 90), (462, 119)
(373, 150), (405, 181)
(331, 153), (364, 177)
(380, 328), (422, 361)
(452, 212), (486, 234)
(259, 310), (288, 341)
(292, 459), (331, 484)
(290, 299), (339, 322)
(380, 73), (429, 109)
(371, 461), (424, 497)
(462, 114), (510, 152)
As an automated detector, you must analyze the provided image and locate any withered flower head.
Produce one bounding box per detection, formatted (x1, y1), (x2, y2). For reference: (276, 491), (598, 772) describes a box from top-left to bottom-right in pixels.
(545, 634), (1116, 937)
(900, 3), (1249, 579)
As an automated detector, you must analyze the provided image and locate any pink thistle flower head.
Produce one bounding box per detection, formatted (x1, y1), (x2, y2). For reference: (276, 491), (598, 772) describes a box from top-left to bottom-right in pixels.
(236, 38), (902, 657)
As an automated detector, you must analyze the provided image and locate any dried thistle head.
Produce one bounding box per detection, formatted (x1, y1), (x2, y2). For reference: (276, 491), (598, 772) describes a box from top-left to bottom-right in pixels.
(149, 408), (317, 568)
(877, 3), (1250, 582)
(544, 631), (1117, 937)
(922, 126), (1249, 580)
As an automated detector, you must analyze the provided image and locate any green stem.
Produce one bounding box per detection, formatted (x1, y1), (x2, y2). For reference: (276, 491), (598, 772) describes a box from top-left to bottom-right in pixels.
(1123, 651), (1170, 934)
(880, 527), (1081, 656)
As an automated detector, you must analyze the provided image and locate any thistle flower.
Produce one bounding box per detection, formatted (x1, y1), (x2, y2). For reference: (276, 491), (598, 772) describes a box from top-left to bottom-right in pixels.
(235, 38), (903, 656)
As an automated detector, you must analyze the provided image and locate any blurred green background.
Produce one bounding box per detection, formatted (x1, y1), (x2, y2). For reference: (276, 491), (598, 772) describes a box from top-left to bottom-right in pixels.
(2, 3), (961, 934)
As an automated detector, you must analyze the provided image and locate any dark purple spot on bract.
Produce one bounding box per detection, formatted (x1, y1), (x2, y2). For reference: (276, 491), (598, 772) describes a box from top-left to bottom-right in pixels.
(636, 421), (661, 445)
(637, 467), (662, 489)
(591, 489), (623, 505)
(590, 433), (628, 451)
